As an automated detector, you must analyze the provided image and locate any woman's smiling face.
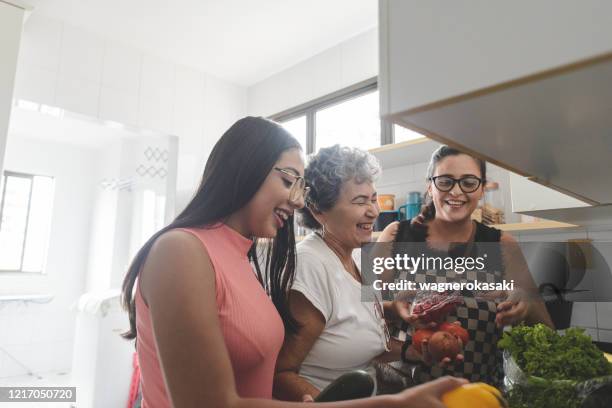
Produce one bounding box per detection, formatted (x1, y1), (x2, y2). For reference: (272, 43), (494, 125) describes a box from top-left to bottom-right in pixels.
(241, 148), (305, 238)
(428, 154), (484, 223)
(318, 178), (380, 248)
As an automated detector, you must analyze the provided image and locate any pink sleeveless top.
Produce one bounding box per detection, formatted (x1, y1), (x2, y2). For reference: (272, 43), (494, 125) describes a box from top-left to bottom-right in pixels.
(135, 224), (285, 407)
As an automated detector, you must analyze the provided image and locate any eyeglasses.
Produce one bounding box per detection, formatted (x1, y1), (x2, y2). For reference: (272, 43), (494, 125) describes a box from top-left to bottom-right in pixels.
(429, 175), (483, 193)
(373, 294), (391, 352)
(274, 167), (310, 204)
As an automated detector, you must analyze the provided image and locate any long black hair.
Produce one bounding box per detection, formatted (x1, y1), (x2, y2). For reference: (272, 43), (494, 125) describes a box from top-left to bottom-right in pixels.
(121, 116), (301, 339)
(416, 145), (487, 223)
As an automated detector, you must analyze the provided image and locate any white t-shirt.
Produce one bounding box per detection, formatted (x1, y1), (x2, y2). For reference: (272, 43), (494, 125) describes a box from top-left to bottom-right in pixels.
(292, 233), (386, 391)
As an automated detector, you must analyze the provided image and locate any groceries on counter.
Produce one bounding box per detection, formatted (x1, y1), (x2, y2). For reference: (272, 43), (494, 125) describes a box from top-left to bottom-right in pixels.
(409, 291), (464, 323)
(471, 207), (483, 222)
(412, 321), (469, 361)
(498, 324), (612, 408)
(375, 191), (423, 222)
(398, 191), (422, 221)
(377, 194), (396, 211)
(478, 181), (505, 225)
(483, 181), (505, 225)
(482, 203), (505, 225)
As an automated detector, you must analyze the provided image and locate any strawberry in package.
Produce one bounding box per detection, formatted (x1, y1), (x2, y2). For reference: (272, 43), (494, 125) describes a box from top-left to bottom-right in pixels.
(409, 290), (464, 323)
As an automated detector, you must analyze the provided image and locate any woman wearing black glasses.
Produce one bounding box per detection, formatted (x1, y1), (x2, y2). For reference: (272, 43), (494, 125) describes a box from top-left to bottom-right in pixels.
(378, 145), (553, 386)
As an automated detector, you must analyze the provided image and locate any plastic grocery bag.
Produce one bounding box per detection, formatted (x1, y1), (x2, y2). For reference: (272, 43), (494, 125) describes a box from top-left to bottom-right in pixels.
(502, 350), (612, 408)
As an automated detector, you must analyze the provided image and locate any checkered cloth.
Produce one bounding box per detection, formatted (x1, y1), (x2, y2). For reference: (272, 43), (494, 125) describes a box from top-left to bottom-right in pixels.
(393, 259), (506, 385)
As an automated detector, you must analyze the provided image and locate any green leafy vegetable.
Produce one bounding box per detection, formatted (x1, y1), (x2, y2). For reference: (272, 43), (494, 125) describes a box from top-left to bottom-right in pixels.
(498, 324), (612, 381)
(498, 324), (612, 408)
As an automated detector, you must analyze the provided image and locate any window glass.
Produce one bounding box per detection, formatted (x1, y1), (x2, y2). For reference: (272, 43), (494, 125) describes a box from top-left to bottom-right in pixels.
(315, 90), (381, 151)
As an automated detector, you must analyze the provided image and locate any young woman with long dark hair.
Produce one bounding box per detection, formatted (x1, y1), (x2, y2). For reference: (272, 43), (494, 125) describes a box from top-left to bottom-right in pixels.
(121, 117), (464, 408)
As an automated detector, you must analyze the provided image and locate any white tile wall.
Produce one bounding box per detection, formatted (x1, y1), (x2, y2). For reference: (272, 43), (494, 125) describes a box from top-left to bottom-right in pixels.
(247, 28), (377, 117)
(340, 29), (378, 88)
(18, 14), (62, 72)
(59, 25), (105, 84)
(412, 162), (429, 181)
(571, 302), (598, 328)
(55, 75), (100, 117)
(279, 62), (315, 112)
(139, 55), (176, 133)
(13, 65), (57, 106)
(101, 42), (142, 94)
(582, 328), (599, 341)
(15, 14), (246, 142)
(599, 329), (612, 343)
(311, 48), (343, 98)
(173, 65), (206, 141)
(596, 303), (612, 330)
(0, 344), (31, 378)
(98, 85), (139, 126)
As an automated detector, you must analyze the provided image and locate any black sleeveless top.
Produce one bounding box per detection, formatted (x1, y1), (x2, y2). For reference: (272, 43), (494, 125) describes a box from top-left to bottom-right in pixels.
(393, 219), (505, 385)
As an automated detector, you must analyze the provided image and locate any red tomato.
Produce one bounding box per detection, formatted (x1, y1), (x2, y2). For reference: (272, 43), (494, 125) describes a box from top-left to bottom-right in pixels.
(412, 329), (435, 353)
(428, 331), (461, 362)
(439, 322), (469, 346)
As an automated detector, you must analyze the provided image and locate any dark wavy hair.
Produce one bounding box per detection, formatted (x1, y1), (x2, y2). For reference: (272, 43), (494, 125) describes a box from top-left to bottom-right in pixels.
(121, 116), (301, 339)
(417, 145), (487, 223)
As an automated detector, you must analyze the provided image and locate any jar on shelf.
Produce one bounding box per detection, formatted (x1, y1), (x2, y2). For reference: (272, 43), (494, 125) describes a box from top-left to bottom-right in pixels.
(482, 181), (505, 225)
(398, 191), (422, 221)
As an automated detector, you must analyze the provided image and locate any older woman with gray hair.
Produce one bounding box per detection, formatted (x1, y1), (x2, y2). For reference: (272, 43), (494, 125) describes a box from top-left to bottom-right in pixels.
(273, 145), (412, 401)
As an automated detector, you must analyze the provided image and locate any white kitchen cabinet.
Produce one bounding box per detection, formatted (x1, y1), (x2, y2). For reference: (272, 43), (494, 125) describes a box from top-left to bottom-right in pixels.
(0, 0), (25, 175)
(379, 0), (612, 207)
(380, 0), (612, 117)
(509, 172), (589, 213)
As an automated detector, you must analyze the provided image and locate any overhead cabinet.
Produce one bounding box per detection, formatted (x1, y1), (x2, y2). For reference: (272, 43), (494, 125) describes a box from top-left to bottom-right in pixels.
(379, 0), (612, 208)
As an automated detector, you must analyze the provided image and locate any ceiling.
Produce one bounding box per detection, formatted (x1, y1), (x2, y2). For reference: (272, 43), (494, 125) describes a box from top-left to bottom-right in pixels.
(25, 0), (378, 86)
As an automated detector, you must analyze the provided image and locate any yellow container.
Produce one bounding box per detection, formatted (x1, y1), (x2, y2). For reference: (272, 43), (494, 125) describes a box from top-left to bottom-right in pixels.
(377, 194), (395, 211)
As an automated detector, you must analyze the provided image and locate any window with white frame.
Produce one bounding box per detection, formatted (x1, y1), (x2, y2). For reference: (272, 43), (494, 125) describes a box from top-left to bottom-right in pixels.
(274, 78), (425, 154)
(0, 171), (55, 273)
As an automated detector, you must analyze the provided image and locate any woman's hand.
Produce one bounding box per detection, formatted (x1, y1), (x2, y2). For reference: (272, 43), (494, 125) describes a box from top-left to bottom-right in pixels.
(384, 300), (412, 323)
(301, 394), (314, 402)
(496, 295), (529, 328)
(377, 221), (399, 243)
(391, 376), (468, 408)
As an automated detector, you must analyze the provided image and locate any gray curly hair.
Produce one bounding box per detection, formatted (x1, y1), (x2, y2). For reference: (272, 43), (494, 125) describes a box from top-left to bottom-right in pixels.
(299, 144), (381, 230)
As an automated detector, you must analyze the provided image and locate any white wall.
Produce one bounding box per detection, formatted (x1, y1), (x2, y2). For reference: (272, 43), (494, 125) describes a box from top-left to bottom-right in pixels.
(514, 227), (612, 342)
(0, 136), (97, 377)
(247, 28), (377, 117)
(14, 12), (247, 212)
(0, 2), (23, 176)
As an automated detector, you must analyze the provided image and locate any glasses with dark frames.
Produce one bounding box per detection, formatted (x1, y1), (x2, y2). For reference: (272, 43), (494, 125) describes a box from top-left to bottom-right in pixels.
(429, 175), (483, 193)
